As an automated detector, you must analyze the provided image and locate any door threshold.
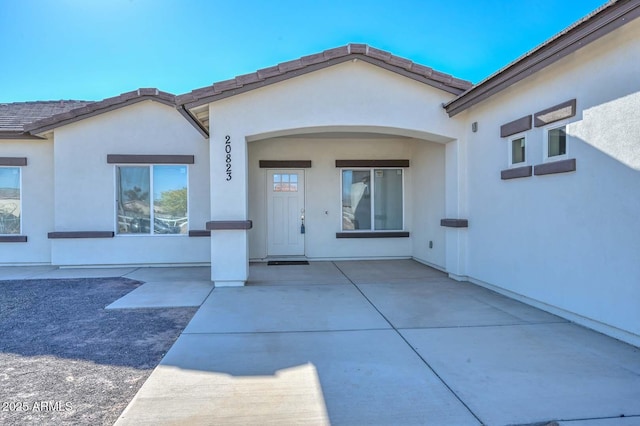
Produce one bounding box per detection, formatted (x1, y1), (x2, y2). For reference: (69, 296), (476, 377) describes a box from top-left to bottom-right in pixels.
(267, 260), (309, 266)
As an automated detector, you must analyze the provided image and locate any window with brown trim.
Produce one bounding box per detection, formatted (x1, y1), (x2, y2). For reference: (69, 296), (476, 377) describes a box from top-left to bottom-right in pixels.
(509, 134), (527, 167)
(0, 167), (21, 235)
(116, 165), (189, 235)
(544, 124), (568, 160)
(341, 168), (404, 231)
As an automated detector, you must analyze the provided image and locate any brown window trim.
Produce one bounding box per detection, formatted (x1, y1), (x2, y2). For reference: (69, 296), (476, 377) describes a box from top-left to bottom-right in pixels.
(501, 165), (533, 180)
(107, 155), (195, 164)
(188, 230), (211, 237)
(440, 219), (469, 228)
(0, 157), (27, 166)
(0, 160), (26, 241)
(336, 231), (409, 238)
(335, 160), (410, 168)
(0, 235), (27, 242)
(206, 220), (253, 230)
(48, 231), (115, 239)
(500, 116), (532, 138)
(534, 99), (576, 127)
(534, 158), (576, 176)
(259, 160), (312, 168)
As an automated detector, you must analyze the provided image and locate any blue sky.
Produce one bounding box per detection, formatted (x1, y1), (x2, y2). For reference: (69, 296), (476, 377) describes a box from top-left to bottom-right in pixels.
(0, 0), (607, 103)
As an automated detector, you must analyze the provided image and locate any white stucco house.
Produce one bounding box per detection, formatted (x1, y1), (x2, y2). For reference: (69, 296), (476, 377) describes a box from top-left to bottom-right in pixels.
(1, 1), (638, 346)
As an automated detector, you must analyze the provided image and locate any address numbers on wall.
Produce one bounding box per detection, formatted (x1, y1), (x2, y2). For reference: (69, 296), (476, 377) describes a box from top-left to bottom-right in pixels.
(225, 135), (232, 181)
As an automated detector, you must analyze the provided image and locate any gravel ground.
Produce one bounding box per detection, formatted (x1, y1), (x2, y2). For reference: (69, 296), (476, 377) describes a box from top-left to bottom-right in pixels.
(0, 277), (197, 425)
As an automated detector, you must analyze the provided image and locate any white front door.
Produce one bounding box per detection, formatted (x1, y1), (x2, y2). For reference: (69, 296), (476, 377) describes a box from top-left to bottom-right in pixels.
(267, 170), (305, 256)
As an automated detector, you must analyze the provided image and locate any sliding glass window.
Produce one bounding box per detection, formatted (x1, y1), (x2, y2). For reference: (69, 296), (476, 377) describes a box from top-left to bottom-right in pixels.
(116, 165), (188, 235)
(341, 169), (403, 231)
(0, 167), (21, 235)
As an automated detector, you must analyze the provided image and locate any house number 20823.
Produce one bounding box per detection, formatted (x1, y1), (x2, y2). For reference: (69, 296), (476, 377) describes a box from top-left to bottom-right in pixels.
(225, 135), (232, 181)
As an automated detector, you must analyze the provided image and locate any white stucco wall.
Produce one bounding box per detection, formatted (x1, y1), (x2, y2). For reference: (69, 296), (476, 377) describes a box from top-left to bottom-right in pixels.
(207, 59), (462, 277)
(50, 101), (210, 266)
(212, 60), (464, 143)
(410, 140), (447, 269)
(463, 17), (640, 344)
(0, 138), (53, 264)
(247, 136), (447, 263)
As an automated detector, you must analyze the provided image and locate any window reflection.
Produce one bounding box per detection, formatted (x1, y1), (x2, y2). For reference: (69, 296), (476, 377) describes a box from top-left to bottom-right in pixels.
(273, 173), (298, 192)
(342, 169), (402, 231)
(0, 167), (21, 235)
(117, 165), (188, 235)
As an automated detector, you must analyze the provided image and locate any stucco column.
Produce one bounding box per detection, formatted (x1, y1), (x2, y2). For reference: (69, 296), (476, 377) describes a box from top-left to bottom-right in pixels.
(444, 138), (468, 281)
(208, 128), (250, 286)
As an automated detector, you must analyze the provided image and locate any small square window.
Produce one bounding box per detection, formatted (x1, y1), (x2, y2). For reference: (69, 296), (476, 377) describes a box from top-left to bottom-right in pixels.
(547, 126), (567, 157)
(544, 125), (568, 161)
(510, 136), (526, 165)
(272, 173), (298, 192)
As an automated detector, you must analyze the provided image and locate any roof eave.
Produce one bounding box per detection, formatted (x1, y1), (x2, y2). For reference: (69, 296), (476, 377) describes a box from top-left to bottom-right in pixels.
(177, 44), (472, 110)
(444, 0), (640, 117)
(177, 106), (209, 139)
(0, 131), (46, 140)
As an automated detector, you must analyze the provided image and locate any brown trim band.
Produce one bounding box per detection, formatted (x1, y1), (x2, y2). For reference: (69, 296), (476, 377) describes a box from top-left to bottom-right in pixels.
(0, 235), (27, 242)
(501, 165), (533, 180)
(500, 116), (532, 138)
(48, 231), (115, 239)
(534, 99), (577, 127)
(259, 160), (312, 168)
(440, 219), (469, 228)
(206, 220), (253, 230)
(107, 155), (195, 164)
(0, 157), (27, 166)
(335, 160), (410, 168)
(336, 232), (410, 238)
(188, 230), (211, 237)
(534, 158), (576, 176)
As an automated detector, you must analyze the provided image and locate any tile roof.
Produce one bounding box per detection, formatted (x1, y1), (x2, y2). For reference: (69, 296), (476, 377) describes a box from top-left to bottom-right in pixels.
(2, 45), (471, 138)
(24, 88), (177, 135)
(6, 2), (633, 137)
(0, 100), (93, 137)
(176, 44), (473, 108)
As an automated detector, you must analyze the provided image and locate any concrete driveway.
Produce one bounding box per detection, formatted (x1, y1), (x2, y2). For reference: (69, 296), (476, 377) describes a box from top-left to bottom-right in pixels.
(109, 260), (640, 425)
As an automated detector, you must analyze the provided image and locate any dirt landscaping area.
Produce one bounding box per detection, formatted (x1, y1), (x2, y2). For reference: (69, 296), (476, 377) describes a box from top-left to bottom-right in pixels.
(0, 277), (196, 425)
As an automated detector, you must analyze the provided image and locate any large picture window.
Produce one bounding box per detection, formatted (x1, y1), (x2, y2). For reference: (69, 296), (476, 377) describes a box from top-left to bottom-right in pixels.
(341, 169), (403, 231)
(0, 167), (21, 235)
(116, 165), (188, 235)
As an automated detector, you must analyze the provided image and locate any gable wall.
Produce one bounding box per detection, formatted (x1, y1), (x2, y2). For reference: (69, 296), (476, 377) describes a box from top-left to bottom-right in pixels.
(463, 17), (640, 342)
(209, 59), (462, 144)
(206, 60), (462, 276)
(50, 101), (211, 265)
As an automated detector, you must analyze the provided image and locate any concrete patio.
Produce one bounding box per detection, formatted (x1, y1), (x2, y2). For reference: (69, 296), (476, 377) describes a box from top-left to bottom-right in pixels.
(2, 260), (639, 425)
